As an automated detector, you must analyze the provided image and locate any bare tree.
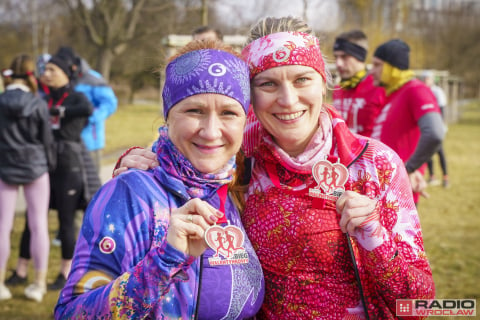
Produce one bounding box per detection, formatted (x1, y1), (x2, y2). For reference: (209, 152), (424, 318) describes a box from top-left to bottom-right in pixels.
(61, 0), (176, 81)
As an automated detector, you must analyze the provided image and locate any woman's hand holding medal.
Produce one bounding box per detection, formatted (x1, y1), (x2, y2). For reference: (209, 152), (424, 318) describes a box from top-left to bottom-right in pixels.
(167, 198), (224, 257)
(336, 191), (385, 250)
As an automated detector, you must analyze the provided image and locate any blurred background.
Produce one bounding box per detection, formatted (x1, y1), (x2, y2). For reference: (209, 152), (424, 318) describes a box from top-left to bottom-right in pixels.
(0, 0), (479, 105)
(1, 1), (479, 318)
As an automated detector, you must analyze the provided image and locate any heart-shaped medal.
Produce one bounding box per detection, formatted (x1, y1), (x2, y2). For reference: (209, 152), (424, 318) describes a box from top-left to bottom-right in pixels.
(204, 224), (249, 265)
(309, 159), (349, 200)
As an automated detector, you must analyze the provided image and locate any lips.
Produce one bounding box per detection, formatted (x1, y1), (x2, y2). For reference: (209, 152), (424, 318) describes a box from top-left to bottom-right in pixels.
(275, 111), (304, 121)
(194, 143), (224, 153)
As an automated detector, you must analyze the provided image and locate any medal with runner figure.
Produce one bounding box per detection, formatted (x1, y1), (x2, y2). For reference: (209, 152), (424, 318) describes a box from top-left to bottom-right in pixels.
(309, 158), (349, 201)
(204, 223), (249, 266)
(204, 184), (249, 266)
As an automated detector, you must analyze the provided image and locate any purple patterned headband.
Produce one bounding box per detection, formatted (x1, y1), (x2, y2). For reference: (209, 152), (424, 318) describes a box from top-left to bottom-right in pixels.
(162, 49), (251, 119)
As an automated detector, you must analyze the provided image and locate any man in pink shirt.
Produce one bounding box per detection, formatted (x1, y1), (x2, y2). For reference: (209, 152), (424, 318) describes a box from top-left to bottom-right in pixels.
(370, 39), (445, 203)
(332, 30), (386, 137)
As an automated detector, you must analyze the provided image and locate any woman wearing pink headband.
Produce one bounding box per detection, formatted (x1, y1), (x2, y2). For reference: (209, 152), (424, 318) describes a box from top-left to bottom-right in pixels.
(240, 16), (434, 319)
(114, 16), (435, 319)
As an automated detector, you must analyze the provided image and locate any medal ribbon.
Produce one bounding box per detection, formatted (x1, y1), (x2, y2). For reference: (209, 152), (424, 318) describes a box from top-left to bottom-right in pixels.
(215, 184), (228, 224)
(264, 152), (341, 210)
(42, 84), (69, 128)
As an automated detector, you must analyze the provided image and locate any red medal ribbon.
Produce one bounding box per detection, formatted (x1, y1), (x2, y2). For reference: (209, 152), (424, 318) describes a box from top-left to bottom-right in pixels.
(215, 184), (228, 224)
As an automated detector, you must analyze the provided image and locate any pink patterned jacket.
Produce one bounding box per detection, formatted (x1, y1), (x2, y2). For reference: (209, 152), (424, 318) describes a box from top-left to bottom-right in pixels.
(242, 105), (435, 319)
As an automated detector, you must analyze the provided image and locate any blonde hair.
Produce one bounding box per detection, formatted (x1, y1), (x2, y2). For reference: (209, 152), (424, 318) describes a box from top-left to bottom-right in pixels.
(3, 54), (38, 93)
(245, 16), (314, 45)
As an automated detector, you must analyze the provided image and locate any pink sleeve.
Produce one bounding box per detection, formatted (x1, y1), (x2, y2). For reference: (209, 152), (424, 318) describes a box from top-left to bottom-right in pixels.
(408, 84), (441, 122)
(354, 144), (435, 316)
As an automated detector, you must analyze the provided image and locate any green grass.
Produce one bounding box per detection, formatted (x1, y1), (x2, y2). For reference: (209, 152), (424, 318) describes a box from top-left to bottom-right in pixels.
(1, 102), (479, 319)
(417, 101), (480, 318)
(103, 103), (165, 163)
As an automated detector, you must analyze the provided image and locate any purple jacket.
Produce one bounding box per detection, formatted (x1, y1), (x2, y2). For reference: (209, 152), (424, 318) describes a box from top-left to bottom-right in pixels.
(54, 166), (264, 319)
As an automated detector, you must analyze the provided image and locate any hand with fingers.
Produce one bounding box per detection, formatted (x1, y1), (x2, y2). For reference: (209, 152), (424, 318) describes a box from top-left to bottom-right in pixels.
(113, 147), (158, 177)
(336, 191), (385, 251)
(167, 198), (225, 257)
(409, 170), (430, 199)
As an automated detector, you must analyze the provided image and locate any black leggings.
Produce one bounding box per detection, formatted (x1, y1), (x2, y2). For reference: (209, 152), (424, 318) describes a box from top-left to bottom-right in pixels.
(427, 144), (448, 177)
(19, 168), (83, 260)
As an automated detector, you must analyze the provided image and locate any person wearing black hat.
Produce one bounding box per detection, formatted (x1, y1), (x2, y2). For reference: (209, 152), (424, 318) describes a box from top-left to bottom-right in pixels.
(41, 53), (94, 290)
(8, 47), (106, 290)
(332, 30), (386, 137)
(370, 39), (445, 204)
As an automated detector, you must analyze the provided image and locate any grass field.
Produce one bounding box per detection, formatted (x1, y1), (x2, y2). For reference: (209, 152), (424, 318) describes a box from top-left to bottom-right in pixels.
(1, 102), (479, 319)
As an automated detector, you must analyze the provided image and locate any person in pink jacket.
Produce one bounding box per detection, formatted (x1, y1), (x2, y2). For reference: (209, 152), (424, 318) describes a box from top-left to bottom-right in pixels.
(115, 16), (435, 320)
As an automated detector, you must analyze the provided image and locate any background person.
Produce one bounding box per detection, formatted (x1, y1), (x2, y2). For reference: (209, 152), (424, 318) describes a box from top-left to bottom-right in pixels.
(421, 70), (450, 188)
(192, 25), (223, 42)
(332, 29), (385, 137)
(5, 53), (52, 287)
(0, 54), (54, 302)
(7, 50), (102, 289)
(42, 52), (94, 290)
(54, 40), (264, 319)
(54, 46), (118, 172)
(370, 39), (445, 203)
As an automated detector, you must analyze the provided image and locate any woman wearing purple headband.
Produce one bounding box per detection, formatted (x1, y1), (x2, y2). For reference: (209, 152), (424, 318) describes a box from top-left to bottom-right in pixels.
(54, 40), (264, 319)
(113, 16), (434, 319)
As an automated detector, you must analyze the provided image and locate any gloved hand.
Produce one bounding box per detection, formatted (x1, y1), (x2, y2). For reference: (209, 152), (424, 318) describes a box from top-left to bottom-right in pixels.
(50, 107), (60, 116)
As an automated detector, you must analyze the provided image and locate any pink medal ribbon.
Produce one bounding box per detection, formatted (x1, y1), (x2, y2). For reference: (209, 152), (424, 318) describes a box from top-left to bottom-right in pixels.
(204, 185), (249, 266)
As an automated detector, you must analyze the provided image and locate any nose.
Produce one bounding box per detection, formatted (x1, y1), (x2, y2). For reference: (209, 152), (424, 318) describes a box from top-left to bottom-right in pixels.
(335, 57), (343, 69)
(199, 114), (222, 140)
(277, 83), (298, 107)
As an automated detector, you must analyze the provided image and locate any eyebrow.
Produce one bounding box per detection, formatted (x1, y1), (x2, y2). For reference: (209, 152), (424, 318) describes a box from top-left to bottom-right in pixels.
(254, 70), (317, 82)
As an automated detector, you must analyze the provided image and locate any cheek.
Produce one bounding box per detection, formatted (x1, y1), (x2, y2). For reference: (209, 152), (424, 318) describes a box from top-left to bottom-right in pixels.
(168, 119), (193, 145)
(227, 121), (246, 147)
(252, 91), (269, 111)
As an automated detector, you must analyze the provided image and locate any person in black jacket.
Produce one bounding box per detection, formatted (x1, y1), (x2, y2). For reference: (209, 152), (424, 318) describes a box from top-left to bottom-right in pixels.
(0, 54), (55, 302)
(7, 53), (102, 292)
(41, 52), (94, 290)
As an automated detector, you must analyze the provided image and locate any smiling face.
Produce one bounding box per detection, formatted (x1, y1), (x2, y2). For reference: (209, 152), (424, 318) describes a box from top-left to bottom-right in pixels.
(167, 93), (246, 174)
(251, 65), (324, 157)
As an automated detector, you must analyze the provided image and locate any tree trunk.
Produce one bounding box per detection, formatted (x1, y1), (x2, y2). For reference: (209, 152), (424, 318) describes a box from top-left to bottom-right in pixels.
(202, 0), (208, 25)
(97, 49), (113, 81)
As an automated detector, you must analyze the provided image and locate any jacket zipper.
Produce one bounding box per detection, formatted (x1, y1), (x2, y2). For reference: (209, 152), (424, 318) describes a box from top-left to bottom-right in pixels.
(193, 254), (204, 319)
(345, 140), (371, 320)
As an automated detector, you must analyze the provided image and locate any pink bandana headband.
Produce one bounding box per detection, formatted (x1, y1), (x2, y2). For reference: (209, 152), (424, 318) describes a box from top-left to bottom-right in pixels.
(241, 31), (326, 81)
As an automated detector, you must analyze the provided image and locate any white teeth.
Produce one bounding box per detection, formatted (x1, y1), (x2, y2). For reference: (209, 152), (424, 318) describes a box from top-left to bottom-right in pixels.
(276, 111), (303, 120)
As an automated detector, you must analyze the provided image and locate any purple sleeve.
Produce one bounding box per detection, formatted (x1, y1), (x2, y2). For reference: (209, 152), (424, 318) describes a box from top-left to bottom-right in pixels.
(54, 172), (196, 319)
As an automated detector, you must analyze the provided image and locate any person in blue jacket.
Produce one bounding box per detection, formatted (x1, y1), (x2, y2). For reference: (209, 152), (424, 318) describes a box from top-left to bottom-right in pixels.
(76, 58), (118, 170)
(54, 40), (264, 319)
